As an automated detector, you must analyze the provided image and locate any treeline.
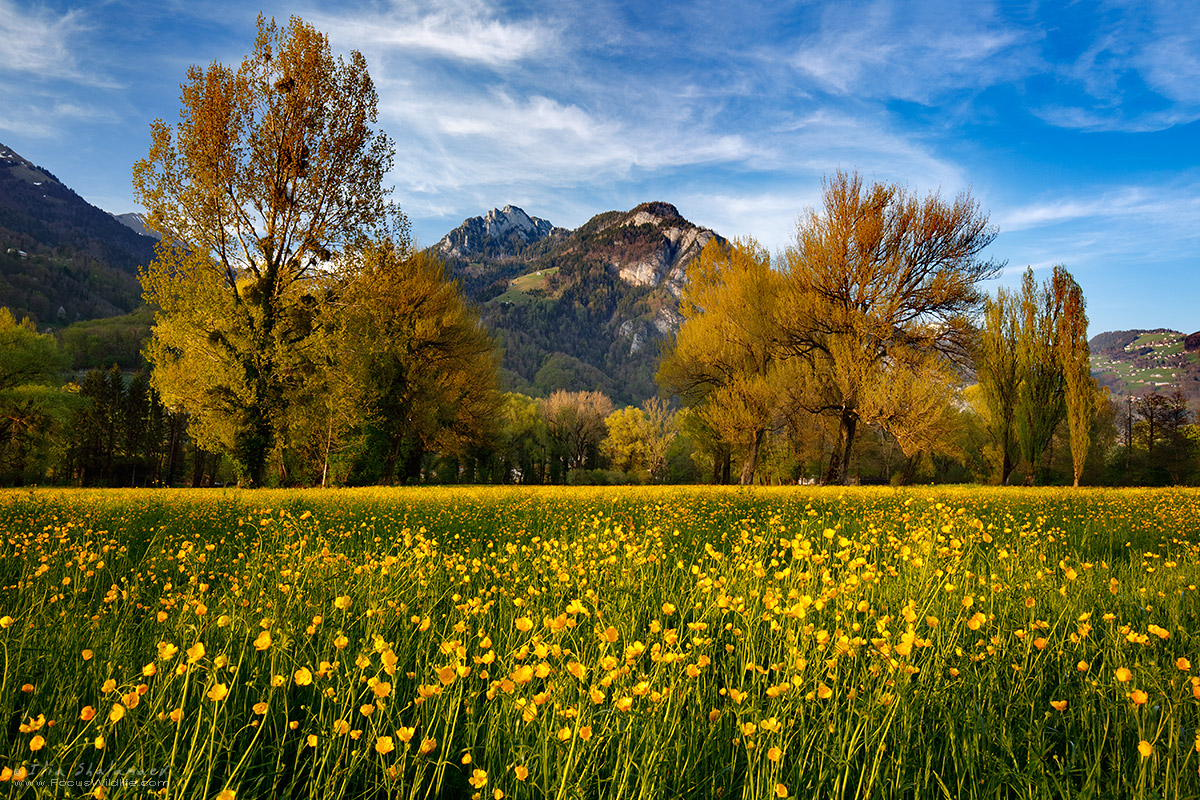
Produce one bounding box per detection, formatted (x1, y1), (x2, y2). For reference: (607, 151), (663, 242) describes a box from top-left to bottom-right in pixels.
(3, 299), (1196, 488)
(0, 242), (142, 323)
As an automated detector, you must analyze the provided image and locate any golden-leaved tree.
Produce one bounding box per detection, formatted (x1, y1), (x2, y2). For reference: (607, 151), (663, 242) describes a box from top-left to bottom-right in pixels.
(781, 171), (1000, 484)
(600, 397), (677, 480)
(657, 238), (784, 485)
(331, 240), (500, 485)
(133, 15), (393, 485)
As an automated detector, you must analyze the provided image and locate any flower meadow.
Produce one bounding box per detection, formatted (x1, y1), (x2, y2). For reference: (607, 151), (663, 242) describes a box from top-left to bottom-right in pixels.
(1, 487), (1199, 799)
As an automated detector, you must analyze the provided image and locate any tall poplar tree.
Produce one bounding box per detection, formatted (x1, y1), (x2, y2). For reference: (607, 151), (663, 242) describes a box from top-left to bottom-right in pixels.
(1052, 265), (1094, 486)
(133, 15), (393, 485)
(1014, 268), (1066, 484)
(974, 286), (1021, 484)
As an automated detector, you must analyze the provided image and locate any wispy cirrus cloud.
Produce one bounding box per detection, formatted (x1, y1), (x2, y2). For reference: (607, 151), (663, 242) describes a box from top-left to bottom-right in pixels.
(0, 100), (121, 138)
(1032, 1), (1200, 132)
(0, 0), (89, 80)
(996, 181), (1200, 234)
(380, 83), (755, 194)
(311, 0), (557, 67)
(0, 0), (129, 140)
(788, 0), (1040, 103)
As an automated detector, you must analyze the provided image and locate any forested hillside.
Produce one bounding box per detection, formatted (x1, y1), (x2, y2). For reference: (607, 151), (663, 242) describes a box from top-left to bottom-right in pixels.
(1090, 328), (1200, 403)
(0, 141), (156, 324)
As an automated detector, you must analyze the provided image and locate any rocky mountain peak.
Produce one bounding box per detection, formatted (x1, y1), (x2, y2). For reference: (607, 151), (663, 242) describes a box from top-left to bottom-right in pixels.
(599, 202), (720, 293)
(436, 204), (562, 261)
(111, 212), (161, 240)
(620, 201), (683, 229)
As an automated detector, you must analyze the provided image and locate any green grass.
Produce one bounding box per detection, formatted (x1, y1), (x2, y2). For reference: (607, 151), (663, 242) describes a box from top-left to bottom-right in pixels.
(1, 486), (1199, 799)
(489, 268), (559, 306)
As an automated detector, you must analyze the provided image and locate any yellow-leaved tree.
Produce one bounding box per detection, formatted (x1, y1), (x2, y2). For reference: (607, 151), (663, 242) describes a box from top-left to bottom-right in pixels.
(658, 237), (784, 485)
(781, 171), (1000, 484)
(133, 15), (393, 485)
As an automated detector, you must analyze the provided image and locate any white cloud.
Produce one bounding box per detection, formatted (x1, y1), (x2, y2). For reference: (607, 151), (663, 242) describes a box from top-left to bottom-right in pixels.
(0, 95), (122, 138)
(311, 0), (556, 67)
(1034, 1), (1200, 132)
(789, 0), (1038, 103)
(682, 191), (819, 254)
(0, 0), (87, 79)
(996, 183), (1200, 233)
(377, 79), (760, 198)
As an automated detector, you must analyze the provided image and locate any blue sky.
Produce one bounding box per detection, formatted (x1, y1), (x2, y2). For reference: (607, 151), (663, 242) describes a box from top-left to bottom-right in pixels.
(1, 0), (1197, 335)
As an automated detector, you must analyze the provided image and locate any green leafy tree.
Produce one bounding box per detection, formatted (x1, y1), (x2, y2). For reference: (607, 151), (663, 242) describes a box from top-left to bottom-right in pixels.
(492, 393), (548, 483)
(1052, 265), (1094, 486)
(1015, 268), (1066, 484)
(0, 308), (69, 482)
(1132, 390), (1195, 484)
(64, 367), (175, 486)
(974, 286), (1021, 484)
(133, 15), (393, 485)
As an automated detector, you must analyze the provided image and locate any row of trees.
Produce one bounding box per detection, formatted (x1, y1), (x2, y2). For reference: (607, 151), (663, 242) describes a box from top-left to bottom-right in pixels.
(4, 319), (1196, 487)
(974, 267), (1093, 486)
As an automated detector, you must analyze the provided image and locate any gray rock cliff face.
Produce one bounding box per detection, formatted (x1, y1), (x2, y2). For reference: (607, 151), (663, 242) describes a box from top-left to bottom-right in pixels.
(436, 205), (564, 260)
(608, 205), (719, 297)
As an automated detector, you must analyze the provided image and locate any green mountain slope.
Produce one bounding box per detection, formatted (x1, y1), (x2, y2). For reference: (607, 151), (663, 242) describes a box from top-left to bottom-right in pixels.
(0, 141), (157, 325)
(1090, 328), (1200, 402)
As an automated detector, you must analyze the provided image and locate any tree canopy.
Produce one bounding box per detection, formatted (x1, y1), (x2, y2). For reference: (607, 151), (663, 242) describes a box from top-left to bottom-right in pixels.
(780, 170), (1001, 483)
(658, 237), (783, 484)
(133, 14), (394, 484)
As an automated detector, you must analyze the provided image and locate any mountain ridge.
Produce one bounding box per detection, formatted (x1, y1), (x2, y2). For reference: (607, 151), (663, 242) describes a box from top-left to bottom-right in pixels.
(436, 201), (723, 404)
(1, 141), (1193, 409)
(0, 140), (156, 324)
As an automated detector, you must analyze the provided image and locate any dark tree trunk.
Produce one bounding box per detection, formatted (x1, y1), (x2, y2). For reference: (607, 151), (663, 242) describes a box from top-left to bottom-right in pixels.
(824, 410), (858, 485)
(401, 441), (424, 484)
(712, 445), (732, 485)
(739, 428), (766, 485)
(191, 447), (207, 488)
